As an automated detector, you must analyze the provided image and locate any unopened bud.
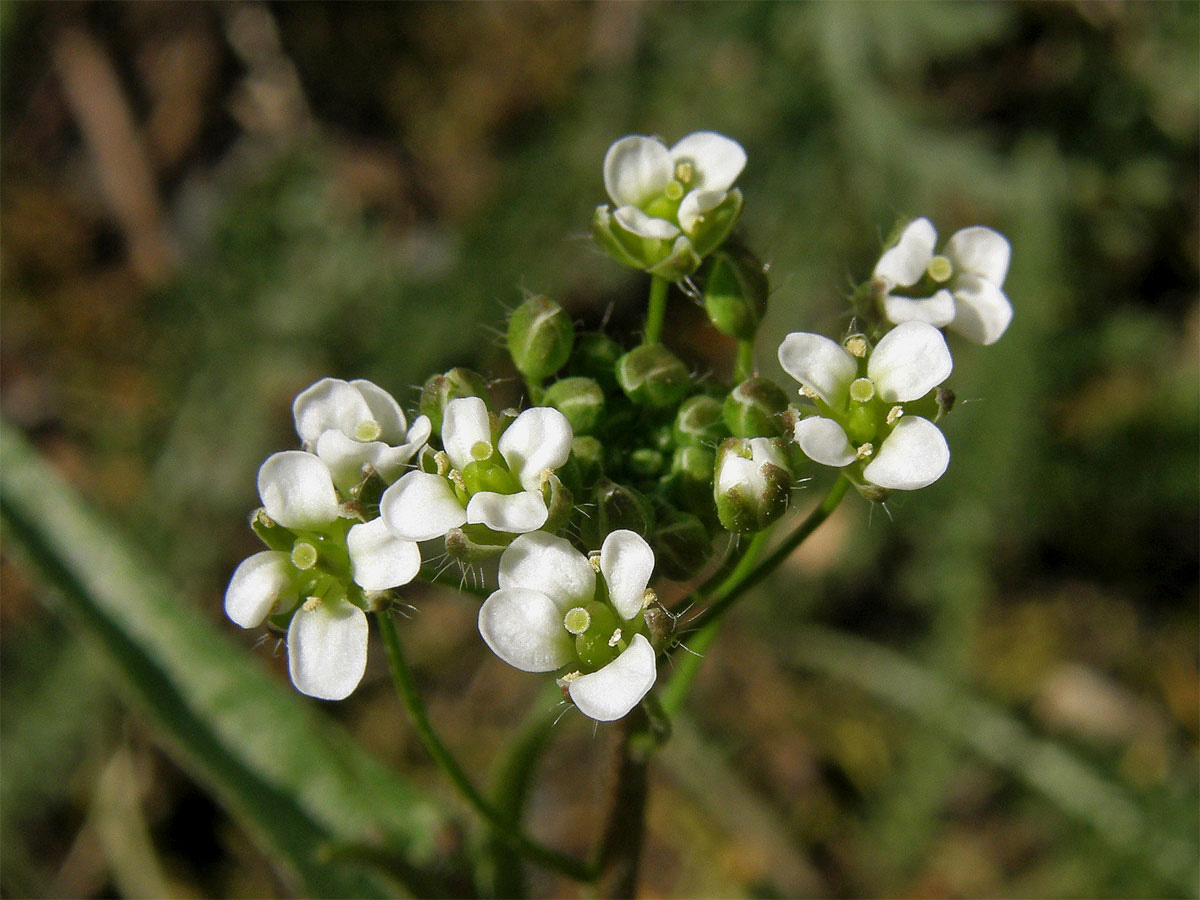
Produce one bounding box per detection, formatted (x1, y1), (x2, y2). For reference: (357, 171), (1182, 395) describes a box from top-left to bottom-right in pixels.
(616, 345), (690, 408)
(723, 377), (790, 437)
(714, 437), (792, 533)
(674, 394), (727, 448)
(540, 472), (575, 535)
(445, 524), (511, 563)
(702, 245), (768, 340)
(653, 510), (713, 581)
(667, 444), (716, 517)
(543, 377), (604, 435)
(507, 295), (574, 381)
(570, 332), (624, 393)
(592, 479), (655, 541)
(420, 368), (491, 436)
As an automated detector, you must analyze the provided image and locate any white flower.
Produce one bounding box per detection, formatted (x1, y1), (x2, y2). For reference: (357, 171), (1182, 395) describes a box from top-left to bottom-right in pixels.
(477, 530), (658, 722)
(874, 218), (1013, 346)
(777, 322), (953, 491)
(379, 397), (572, 541)
(225, 450), (420, 700)
(593, 131), (746, 278)
(293, 377), (431, 491)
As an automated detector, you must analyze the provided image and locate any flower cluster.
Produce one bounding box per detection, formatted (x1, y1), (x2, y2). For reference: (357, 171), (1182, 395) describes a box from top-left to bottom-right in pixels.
(225, 130), (1014, 724)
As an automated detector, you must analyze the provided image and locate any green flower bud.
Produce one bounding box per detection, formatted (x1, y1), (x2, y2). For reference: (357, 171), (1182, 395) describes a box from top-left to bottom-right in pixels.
(666, 444), (715, 517)
(591, 479), (655, 542)
(652, 510), (713, 581)
(714, 437), (792, 533)
(570, 332), (624, 392)
(445, 523), (512, 563)
(629, 447), (665, 477)
(420, 368), (491, 436)
(674, 394), (727, 448)
(540, 472), (575, 535)
(703, 244), (768, 339)
(543, 377), (605, 435)
(616, 345), (690, 409)
(507, 295), (574, 381)
(690, 189), (744, 260)
(724, 377), (790, 437)
(566, 435), (604, 490)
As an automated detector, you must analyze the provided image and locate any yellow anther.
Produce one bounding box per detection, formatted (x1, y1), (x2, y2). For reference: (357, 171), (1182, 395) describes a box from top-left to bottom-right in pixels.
(448, 469), (466, 491)
(800, 385), (818, 400)
(434, 450), (451, 476)
(844, 335), (869, 358)
(303, 596), (321, 612)
(886, 405), (904, 425)
(675, 160), (694, 184)
(608, 628), (623, 648)
(588, 552), (602, 573)
(641, 588), (657, 609)
(856, 442), (875, 460)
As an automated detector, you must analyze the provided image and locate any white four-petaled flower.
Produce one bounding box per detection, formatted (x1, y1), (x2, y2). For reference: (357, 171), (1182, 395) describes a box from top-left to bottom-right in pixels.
(478, 530), (658, 722)
(778, 322), (953, 491)
(874, 218), (1013, 346)
(293, 377), (431, 491)
(380, 397), (572, 540)
(225, 450), (420, 700)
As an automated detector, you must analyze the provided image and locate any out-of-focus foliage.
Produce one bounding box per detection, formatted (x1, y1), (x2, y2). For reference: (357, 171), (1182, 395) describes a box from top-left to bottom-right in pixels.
(1, 2), (1196, 898)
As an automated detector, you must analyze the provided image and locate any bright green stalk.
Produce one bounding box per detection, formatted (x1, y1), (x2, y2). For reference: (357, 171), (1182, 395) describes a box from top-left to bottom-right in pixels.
(735, 338), (755, 381)
(374, 611), (594, 882)
(642, 275), (670, 345)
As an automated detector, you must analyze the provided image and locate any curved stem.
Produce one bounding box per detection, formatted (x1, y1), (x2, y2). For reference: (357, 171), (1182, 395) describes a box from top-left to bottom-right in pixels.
(374, 610), (594, 882)
(642, 275), (670, 345)
(734, 338), (754, 381)
(686, 475), (851, 636)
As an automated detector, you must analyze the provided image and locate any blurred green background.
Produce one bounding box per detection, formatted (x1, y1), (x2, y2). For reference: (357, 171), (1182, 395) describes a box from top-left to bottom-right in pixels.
(2, 2), (1196, 898)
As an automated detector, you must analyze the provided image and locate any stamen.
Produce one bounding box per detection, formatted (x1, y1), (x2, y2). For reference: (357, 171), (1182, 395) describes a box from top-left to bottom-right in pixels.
(674, 160), (694, 184)
(886, 405), (904, 425)
(856, 442), (874, 460)
(607, 628), (623, 648)
(588, 552), (602, 573)
(844, 335), (869, 358)
(302, 596), (321, 612)
(642, 588), (657, 609)
(800, 385), (818, 400)
(434, 450), (451, 476)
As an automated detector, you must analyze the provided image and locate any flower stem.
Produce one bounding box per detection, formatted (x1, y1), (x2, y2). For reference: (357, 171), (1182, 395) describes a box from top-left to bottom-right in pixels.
(685, 475), (851, 635)
(735, 338), (755, 381)
(642, 275), (670, 345)
(374, 610), (594, 882)
(592, 705), (655, 898)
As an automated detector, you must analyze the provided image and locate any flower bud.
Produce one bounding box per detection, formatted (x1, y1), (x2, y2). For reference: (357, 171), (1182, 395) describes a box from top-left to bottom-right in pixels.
(674, 394), (727, 448)
(724, 377), (790, 437)
(653, 510), (713, 581)
(420, 368), (491, 436)
(616, 345), (690, 409)
(565, 435), (604, 490)
(629, 447), (665, 477)
(666, 444), (715, 518)
(702, 245), (768, 340)
(507, 295), (574, 382)
(689, 189), (744, 260)
(543, 377), (604, 436)
(714, 437), (792, 533)
(590, 479), (655, 543)
(570, 332), (624, 393)
(445, 523), (512, 563)
(540, 472), (575, 535)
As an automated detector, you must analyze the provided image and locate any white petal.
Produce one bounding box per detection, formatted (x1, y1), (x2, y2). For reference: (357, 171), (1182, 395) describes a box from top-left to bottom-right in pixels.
(257, 450), (341, 530)
(863, 416), (950, 490)
(478, 587), (574, 673)
(793, 417), (857, 467)
(465, 490), (548, 534)
(868, 321), (953, 403)
(874, 218), (936, 287)
(349, 379), (408, 443)
(669, 131), (746, 193)
(498, 407), (573, 492)
(224, 551), (296, 628)
(600, 530), (655, 621)
(379, 471), (466, 541)
(315, 430), (375, 492)
(613, 205), (680, 240)
(498, 532), (596, 612)
(676, 189), (726, 235)
(603, 135), (672, 207)
(293, 378), (372, 446)
(287, 599), (368, 700)
(950, 274), (1014, 346)
(882, 288), (956, 328)
(347, 518), (420, 591)
(777, 332), (857, 407)
(945, 226), (1010, 286)
(442, 397), (493, 472)
(568, 634), (657, 722)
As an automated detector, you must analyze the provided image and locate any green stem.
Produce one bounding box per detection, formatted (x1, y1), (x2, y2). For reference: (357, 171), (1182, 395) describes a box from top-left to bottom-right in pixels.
(374, 611), (593, 882)
(591, 706), (655, 898)
(734, 339), (755, 381)
(642, 275), (670, 345)
(686, 475), (851, 636)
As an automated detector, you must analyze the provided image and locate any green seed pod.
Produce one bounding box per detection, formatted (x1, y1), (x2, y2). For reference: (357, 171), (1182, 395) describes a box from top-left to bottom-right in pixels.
(420, 368), (491, 436)
(724, 377), (790, 438)
(616, 345), (690, 409)
(652, 510), (713, 581)
(507, 295), (574, 381)
(703, 244), (768, 340)
(674, 394), (728, 448)
(543, 377), (605, 436)
(714, 437), (792, 533)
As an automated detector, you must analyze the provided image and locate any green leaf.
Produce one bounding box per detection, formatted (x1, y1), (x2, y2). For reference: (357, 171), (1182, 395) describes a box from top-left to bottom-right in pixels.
(0, 420), (455, 898)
